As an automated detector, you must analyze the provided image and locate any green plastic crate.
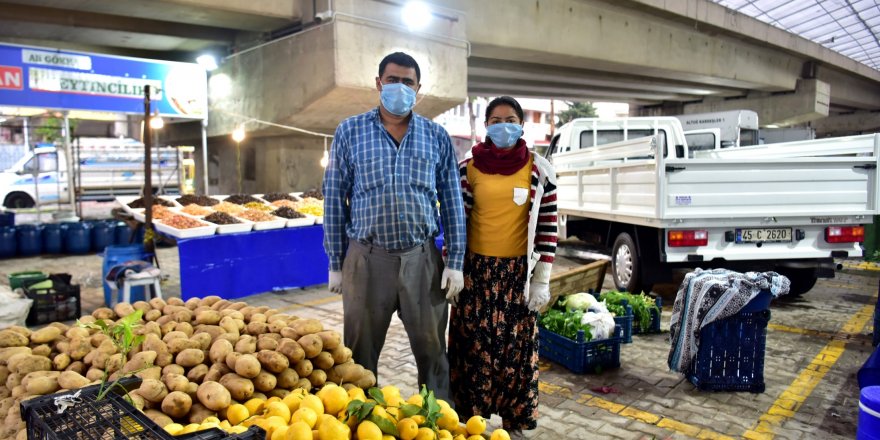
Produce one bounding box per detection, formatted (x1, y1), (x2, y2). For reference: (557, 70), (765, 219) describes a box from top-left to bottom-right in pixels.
(8, 271), (46, 290)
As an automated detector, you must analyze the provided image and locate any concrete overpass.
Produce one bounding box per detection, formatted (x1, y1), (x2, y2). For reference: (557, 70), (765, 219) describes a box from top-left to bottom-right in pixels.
(0, 0), (878, 193)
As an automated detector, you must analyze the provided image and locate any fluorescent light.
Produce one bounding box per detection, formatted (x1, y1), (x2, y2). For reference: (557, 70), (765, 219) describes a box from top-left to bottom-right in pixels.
(149, 111), (164, 129)
(320, 150), (329, 168)
(401, 1), (432, 31)
(196, 54), (219, 71)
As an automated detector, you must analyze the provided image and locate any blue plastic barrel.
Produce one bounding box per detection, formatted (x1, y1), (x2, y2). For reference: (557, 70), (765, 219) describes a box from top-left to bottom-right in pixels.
(113, 221), (131, 246)
(91, 220), (114, 253)
(0, 226), (15, 258)
(0, 212), (13, 227)
(63, 222), (92, 255)
(102, 244), (152, 305)
(15, 224), (42, 256)
(859, 386), (880, 439)
(42, 224), (63, 254)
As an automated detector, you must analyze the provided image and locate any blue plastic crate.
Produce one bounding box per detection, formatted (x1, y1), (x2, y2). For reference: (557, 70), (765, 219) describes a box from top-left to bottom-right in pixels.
(633, 296), (663, 334)
(538, 325), (622, 374)
(686, 291), (772, 393)
(614, 304), (634, 344)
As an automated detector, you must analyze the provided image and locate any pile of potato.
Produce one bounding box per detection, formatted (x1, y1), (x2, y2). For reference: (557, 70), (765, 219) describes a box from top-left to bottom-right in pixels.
(0, 295), (375, 440)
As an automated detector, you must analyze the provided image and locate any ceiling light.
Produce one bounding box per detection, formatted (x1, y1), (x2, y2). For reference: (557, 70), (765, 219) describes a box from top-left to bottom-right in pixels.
(401, 1), (432, 32)
(196, 54), (219, 71)
(232, 125), (246, 143)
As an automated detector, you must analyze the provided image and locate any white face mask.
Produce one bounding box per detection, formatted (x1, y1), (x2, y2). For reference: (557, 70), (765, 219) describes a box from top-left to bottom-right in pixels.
(487, 123), (523, 148)
(380, 83), (416, 116)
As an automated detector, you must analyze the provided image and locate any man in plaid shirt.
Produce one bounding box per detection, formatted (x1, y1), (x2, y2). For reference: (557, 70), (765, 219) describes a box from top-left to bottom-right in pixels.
(323, 52), (466, 399)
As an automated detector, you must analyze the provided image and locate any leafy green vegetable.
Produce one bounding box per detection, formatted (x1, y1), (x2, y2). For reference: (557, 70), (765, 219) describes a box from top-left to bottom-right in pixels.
(77, 309), (147, 401)
(601, 291), (659, 331)
(539, 309), (593, 341)
(347, 385), (443, 435)
(557, 292), (595, 312)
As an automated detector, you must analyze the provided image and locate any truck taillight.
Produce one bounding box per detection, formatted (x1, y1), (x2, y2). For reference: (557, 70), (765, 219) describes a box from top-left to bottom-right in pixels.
(825, 226), (864, 243)
(668, 230), (708, 247)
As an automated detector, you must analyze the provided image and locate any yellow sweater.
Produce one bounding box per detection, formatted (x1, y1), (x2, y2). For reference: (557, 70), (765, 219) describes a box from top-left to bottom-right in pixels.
(466, 158), (532, 257)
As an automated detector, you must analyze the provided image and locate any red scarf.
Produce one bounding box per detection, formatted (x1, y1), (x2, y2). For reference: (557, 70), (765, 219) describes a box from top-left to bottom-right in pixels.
(471, 139), (530, 175)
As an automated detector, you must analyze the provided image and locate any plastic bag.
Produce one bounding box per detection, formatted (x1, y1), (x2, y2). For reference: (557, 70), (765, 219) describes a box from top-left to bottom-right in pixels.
(581, 311), (616, 340)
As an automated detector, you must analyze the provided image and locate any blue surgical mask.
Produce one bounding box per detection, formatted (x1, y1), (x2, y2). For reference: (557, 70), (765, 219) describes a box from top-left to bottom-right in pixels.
(380, 83), (417, 116)
(486, 123), (523, 148)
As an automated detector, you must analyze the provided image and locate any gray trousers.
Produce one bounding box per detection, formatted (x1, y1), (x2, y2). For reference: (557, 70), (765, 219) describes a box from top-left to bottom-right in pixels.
(341, 240), (450, 400)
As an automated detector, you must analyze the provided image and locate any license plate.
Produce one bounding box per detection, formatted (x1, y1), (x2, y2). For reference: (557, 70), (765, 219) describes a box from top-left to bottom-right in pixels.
(736, 228), (792, 243)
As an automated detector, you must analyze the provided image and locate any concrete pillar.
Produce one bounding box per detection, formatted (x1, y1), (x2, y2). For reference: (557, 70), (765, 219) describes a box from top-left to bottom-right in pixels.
(811, 112), (880, 137)
(684, 79), (830, 126)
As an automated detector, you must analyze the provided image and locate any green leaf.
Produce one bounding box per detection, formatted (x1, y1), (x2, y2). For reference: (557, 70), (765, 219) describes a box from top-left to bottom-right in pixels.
(398, 403), (423, 418)
(369, 414), (400, 437)
(356, 401), (376, 421)
(120, 309), (143, 326)
(368, 388), (386, 406)
(346, 400), (364, 421)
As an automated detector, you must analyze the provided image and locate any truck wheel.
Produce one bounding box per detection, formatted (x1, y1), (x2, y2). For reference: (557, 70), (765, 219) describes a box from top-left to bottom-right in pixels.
(3, 193), (34, 209)
(612, 232), (646, 293)
(776, 268), (818, 297)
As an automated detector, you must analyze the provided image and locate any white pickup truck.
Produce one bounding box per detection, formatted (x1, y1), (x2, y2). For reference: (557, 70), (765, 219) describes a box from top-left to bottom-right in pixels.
(548, 116), (879, 296)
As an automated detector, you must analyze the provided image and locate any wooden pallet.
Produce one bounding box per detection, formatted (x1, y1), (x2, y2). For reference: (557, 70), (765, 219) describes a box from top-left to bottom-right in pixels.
(540, 259), (609, 314)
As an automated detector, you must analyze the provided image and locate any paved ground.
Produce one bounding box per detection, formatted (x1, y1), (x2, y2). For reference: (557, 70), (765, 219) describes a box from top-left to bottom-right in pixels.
(0, 242), (878, 440)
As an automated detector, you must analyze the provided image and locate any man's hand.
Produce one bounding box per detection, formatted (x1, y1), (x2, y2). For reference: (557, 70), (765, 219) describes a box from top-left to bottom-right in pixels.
(441, 268), (464, 306)
(528, 281), (550, 312)
(328, 271), (342, 294)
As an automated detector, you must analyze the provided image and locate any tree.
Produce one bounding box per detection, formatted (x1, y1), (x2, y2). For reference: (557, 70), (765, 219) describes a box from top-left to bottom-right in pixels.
(555, 101), (598, 127)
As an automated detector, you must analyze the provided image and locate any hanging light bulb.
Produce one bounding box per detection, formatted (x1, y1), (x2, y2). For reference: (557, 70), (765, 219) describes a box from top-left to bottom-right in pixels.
(149, 110), (164, 129)
(232, 124), (246, 142)
(320, 149), (329, 168)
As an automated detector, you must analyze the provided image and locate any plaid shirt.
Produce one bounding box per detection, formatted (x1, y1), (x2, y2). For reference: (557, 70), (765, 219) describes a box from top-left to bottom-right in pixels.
(323, 108), (466, 272)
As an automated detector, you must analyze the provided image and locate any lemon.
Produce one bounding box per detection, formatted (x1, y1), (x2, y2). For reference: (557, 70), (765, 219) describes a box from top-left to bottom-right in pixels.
(406, 394), (424, 407)
(292, 407), (319, 429)
(163, 423), (183, 435)
(219, 420), (231, 430)
(452, 436), (467, 440)
(284, 391), (306, 413)
(411, 415), (426, 426)
(317, 418), (350, 440)
(381, 385), (400, 401)
(415, 427), (437, 440)
(348, 387), (367, 402)
(386, 395), (405, 407)
(466, 436), (484, 440)
(385, 406), (400, 421)
(490, 429), (511, 440)
(436, 399), (451, 411)
(180, 423), (200, 435)
(451, 425), (468, 437)
(199, 422), (220, 431)
(244, 397), (267, 416)
(266, 401), (292, 423)
(465, 416), (486, 436)
(316, 414), (337, 430)
(286, 421), (313, 440)
(397, 417), (420, 440)
(372, 405), (396, 424)
(438, 430), (453, 440)
(227, 403), (250, 426)
(437, 407), (459, 431)
(356, 420), (383, 440)
(267, 396), (282, 404)
(228, 425), (248, 434)
(383, 436), (395, 440)
(300, 394), (325, 416)
(202, 416), (220, 424)
(271, 425), (289, 440)
(319, 385), (350, 415)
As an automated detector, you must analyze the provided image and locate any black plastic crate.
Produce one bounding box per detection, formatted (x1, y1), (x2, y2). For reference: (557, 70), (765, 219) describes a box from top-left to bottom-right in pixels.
(21, 377), (168, 440)
(175, 427), (265, 440)
(23, 280), (81, 326)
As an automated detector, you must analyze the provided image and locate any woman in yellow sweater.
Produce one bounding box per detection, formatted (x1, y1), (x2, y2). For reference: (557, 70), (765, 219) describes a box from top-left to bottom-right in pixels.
(447, 96), (558, 437)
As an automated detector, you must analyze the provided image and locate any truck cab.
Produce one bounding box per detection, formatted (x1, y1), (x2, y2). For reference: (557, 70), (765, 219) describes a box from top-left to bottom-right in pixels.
(0, 145), (65, 208)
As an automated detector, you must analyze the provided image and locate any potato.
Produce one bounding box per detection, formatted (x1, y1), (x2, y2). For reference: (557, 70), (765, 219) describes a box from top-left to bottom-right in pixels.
(145, 309), (162, 322)
(65, 361), (86, 375)
(144, 409), (173, 428)
(65, 327), (89, 340)
(277, 368), (299, 389)
(0, 347), (30, 365)
(132, 300), (152, 312)
(174, 322), (194, 337)
(187, 402), (216, 424)
(138, 378), (168, 403)
(30, 345), (50, 358)
(29, 327), (61, 345)
(92, 307), (115, 320)
(173, 308), (193, 323)
(210, 299), (231, 311)
(176, 349), (205, 368)
(0, 366), (8, 386)
(26, 376), (59, 395)
(136, 366), (162, 381)
(167, 338), (201, 354)
(219, 373), (255, 402)
(159, 321), (178, 336)
(201, 296), (221, 307)
(113, 302), (136, 319)
(234, 354), (261, 379)
(105, 354), (124, 374)
(162, 331), (187, 344)
(333, 363), (366, 384)
(204, 363), (230, 383)
(162, 373), (189, 392)
(316, 331), (341, 351)
(162, 364), (185, 377)
(141, 321), (162, 338)
(256, 336), (279, 352)
(58, 371), (90, 390)
(196, 381), (230, 411)
(307, 370), (326, 388)
(0, 331), (28, 348)
(161, 391), (192, 418)
(214, 333), (240, 346)
(267, 321), (287, 334)
(191, 333), (212, 351)
(194, 325), (225, 343)
(312, 352), (335, 371)
(156, 314), (174, 327)
(224, 352), (241, 371)
(127, 391), (146, 411)
(253, 370), (277, 393)
(123, 351), (157, 374)
(256, 350), (289, 374)
(195, 310), (221, 325)
(9, 355), (51, 375)
(330, 346), (352, 365)
(218, 317), (240, 337)
(167, 297), (185, 307)
(267, 389), (290, 399)
(353, 369), (376, 389)
(67, 338), (91, 361)
(293, 359), (313, 379)
(297, 334), (323, 359)
(185, 297), (201, 310)
(293, 378), (312, 390)
(186, 364), (209, 384)
(85, 368), (104, 382)
(291, 319), (323, 336)
(234, 336), (256, 354)
(239, 306), (255, 320)
(207, 341), (231, 366)
(249, 313), (267, 324)
(148, 297), (167, 310)
(245, 322), (268, 335)
(50, 353), (70, 371)
(278, 339), (305, 364)
(90, 333), (110, 348)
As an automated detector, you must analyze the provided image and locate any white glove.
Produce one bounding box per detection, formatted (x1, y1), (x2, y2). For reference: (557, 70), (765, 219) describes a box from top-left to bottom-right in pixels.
(528, 281), (550, 312)
(441, 268), (464, 306)
(328, 271), (342, 294)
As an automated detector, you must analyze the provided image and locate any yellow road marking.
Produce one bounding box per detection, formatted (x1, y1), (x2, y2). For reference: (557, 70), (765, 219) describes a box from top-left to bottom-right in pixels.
(274, 295), (341, 313)
(744, 303), (874, 439)
(541, 381), (735, 439)
(768, 323), (848, 340)
(840, 261), (880, 271)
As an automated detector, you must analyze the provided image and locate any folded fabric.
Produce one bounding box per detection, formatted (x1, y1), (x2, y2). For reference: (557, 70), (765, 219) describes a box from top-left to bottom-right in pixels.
(105, 260), (158, 290)
(667, 268), (790, 374)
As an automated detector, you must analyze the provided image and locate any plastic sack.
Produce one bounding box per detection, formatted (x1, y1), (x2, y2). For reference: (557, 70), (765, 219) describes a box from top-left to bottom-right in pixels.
(0, 288), (33, 329)
(581, 311), (616, 340)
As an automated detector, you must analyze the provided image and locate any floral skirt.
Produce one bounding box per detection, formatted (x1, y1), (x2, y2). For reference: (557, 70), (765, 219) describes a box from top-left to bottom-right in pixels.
(448, 251), (539, 430)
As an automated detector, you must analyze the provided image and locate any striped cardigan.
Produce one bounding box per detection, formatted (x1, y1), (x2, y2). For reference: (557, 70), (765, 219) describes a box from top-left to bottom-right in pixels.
(458, 152), (558, 290)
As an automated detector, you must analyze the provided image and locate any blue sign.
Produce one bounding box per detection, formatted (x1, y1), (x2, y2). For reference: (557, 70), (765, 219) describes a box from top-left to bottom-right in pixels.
(0, 43), (207, 119)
